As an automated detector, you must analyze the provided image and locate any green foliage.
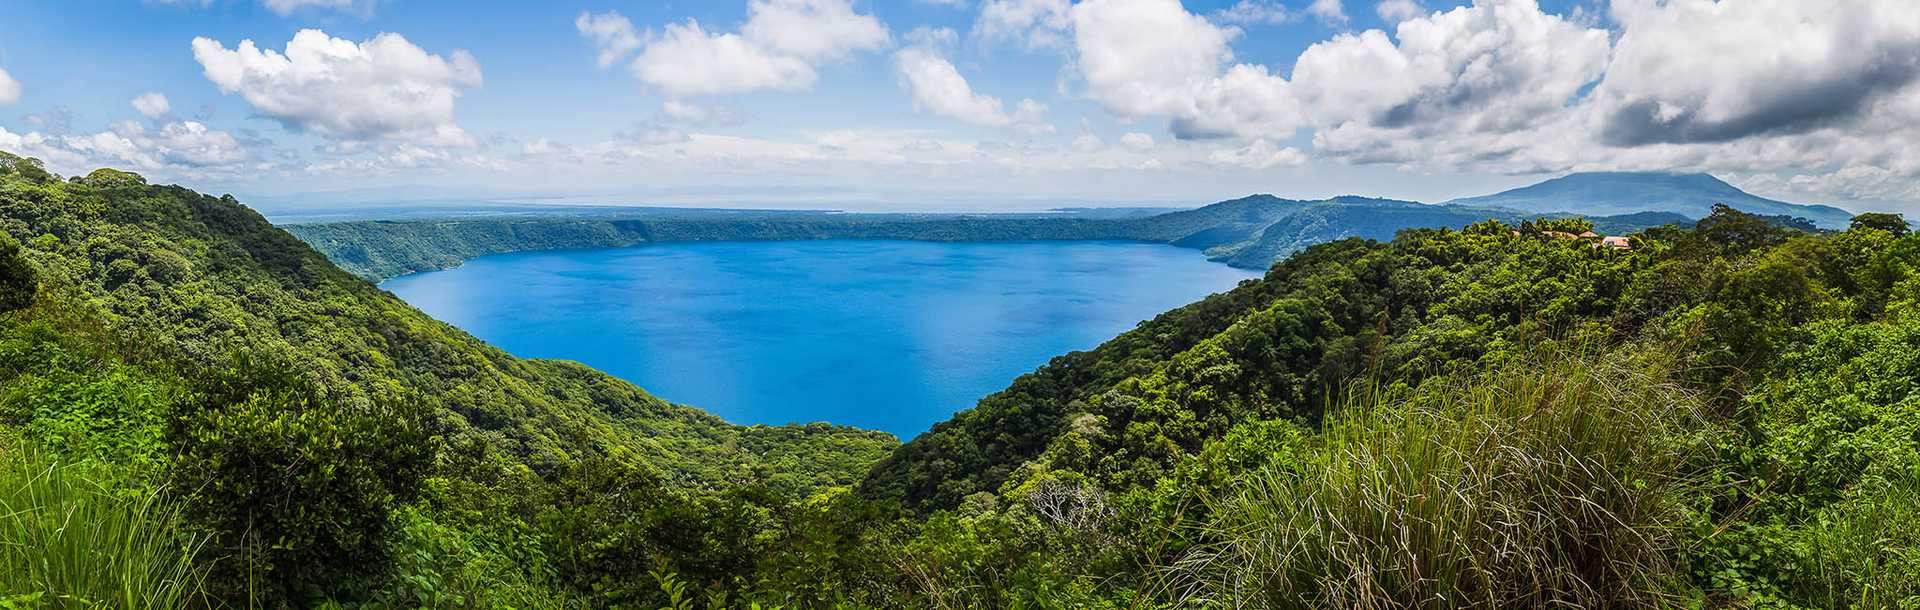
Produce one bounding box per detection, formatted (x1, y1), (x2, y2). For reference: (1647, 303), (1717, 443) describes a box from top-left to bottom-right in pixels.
(1851, 211), (1911, 236)
(0, 441), (209, 608)
(4, 152), (1919, 608)
(75, 168), (149, 189)
(169, 352), (436, 605)
(0, 233), (31, 312)
(1183, 354), (1709, 608)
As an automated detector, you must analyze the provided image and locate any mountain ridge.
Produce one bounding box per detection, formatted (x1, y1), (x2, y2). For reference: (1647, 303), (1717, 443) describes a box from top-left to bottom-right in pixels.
(284, 170), (1844, 282)
(1445, 171), (1854, 228)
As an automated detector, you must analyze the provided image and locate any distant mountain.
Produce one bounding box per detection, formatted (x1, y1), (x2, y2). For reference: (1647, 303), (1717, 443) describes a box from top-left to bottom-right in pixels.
(1211, 199), (1524, 268)
(1444, 172), (1855, 229)
(286, 172), (1852, 281)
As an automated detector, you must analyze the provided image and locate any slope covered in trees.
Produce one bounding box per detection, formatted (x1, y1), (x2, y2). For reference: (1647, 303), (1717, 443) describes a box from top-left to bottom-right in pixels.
(5, 149), (1917, 609)
(0, 152), (894, 606)
(286, 195), (1684, 282)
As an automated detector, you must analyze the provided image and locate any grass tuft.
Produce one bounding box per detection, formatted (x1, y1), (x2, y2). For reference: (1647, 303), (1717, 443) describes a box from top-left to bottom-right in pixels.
(0, 440), (208, 608)
(1177, 352), (1711, 609)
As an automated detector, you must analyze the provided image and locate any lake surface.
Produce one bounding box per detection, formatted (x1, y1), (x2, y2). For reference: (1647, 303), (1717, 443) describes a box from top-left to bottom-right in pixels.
(383, 240), (1261, 438)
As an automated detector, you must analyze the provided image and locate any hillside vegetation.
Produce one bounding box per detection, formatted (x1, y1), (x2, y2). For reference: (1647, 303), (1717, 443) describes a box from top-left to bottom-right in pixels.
(0, 152), (893, 607)
(3, 149), (1917, 609)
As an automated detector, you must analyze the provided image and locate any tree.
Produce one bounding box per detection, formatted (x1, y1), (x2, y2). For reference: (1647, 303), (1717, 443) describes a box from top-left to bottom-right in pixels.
(0, 233), (34, 311)
(0, 151), (55, 184)
(1851, 212), (1910, 237)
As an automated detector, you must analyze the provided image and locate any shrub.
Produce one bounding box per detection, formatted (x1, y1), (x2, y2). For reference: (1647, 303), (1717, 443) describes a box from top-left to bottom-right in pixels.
(169, 351), (434, 606)
(0, 233), (32, 312)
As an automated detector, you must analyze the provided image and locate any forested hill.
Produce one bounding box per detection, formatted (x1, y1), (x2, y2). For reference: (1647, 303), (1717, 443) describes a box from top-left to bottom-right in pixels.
(0, 153), (894, 603)
(285, 195), (1685, 282)
(852, 206), (1920, 606)
(9, 147), (1916, 608)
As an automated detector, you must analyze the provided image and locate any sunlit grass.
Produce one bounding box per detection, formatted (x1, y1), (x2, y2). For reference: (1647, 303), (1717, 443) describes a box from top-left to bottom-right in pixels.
(1178, 352), (1711, 609)
(0, 440), (208, 608)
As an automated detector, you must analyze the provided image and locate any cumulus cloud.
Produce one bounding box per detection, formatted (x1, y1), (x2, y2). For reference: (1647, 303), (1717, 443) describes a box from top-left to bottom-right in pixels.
(0, 119), (254, 179)
(132, 92), (171, 119)
(741, 0), (890, 62)
(660, 100), (744, 126)
(1072, 0), (1300, 140)
(262, 0), (375, 17)
(576, 11), (642, 69)
(1209, 1), (1293, 26)
(975, 0), (1072, 49)
(630, 21), (815, 96)
(1293, 0), (1610, 159)
(1376, 0), (1426, 22)
(192, 29), (483, 146)
(1593, 0), (1920, 146)
(1308, 0), (1348, 25)
(1209, 138), (1308, 169)
(1119, 131), (1154, 150)
(895, 44), (1052, 133)
(596, 0), (888, 98)
(0, 68), (19, 105)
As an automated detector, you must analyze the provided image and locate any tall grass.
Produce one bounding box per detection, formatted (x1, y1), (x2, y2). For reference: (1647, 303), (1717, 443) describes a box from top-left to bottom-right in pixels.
(1176, 352), (1711, 609)
(0, 441), (208, 608)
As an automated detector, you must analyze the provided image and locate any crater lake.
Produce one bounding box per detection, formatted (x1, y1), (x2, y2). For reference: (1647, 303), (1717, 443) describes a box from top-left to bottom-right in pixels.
(382, 240), (1261, 438)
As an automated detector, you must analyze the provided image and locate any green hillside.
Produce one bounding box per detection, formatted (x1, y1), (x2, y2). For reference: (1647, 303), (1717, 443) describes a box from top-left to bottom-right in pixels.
(0, 153), (894, 607)
(4, 149), (1917, 609)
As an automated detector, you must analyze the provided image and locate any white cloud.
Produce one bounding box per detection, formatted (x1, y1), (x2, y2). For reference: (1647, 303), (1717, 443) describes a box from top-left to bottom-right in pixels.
(132, 92), (171, 119)
(741, 0), (890, 62)
(1210, 1), (1293, 26)
(631, 21), (815, 96)
(1308, 0), (1348, 25)
(576, 11), (642, 69)
(660, 100), (743, 126)
(1071, 0), (1301, 140)
(192, 29), (483, 146)
(0, 68), (19, 105)
(1293, 0), (1609, 155)
(1209, 138), (1307, 169)
(262, 0), (374, 17)
(906, 25), (960, 49)
(975, 0), (1072, 49)
(1376, 0), (1426, 23)
(894, 46), (1051, 133)
(1071, 0), (1236, 119)
(1592, 0), (1920, 146)
(0, 119), (254, 179)
(612, 0), (888, 98)
(1119, 131), (1154, 150)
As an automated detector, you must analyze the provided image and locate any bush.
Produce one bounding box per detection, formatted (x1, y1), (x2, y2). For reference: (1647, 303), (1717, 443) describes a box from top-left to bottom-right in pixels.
(169, 351), (434, 606)
(0, 233), (33, 312)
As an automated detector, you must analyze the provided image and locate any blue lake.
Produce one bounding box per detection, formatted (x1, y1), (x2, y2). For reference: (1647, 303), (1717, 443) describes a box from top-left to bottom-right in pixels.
(382, 240), (1261, 439)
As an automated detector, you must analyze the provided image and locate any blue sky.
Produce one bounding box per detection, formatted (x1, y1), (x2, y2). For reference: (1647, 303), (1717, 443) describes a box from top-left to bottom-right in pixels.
(1, 0), (1916, 214)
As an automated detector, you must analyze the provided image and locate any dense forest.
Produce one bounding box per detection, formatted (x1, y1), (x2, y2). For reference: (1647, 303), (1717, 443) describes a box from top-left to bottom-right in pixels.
(5, 149), (1919, 609)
